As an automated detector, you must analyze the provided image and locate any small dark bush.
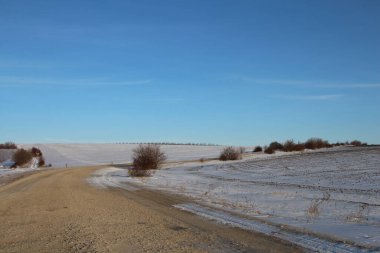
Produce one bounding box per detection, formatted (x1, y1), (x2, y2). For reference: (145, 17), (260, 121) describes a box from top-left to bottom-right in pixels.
(13, 149), (33, 166)
(350, 140), (362, 146)
(253, 146), (263, 152)
(269, 141), (283, 151)
(283, 140), (295, 152)
(294, 143), (306, 151)
(305, 138), (331, 150)
(39, 156), (45, 167)
(129, 144), (166, 177)
(219, 147), (242, 161)
(199, 157), (205, 163)
(283, 140), (305, 152)
(31, 147), (43, 157)
(264, 146), (275, 154)
(0, 142), (17, 149)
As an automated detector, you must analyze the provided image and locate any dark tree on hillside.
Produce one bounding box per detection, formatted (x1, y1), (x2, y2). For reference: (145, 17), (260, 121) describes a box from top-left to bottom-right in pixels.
(13, 149), (33, 166)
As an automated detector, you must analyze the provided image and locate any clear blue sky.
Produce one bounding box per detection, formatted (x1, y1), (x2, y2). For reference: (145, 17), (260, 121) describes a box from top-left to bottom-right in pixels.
(1, 0), (379, 145)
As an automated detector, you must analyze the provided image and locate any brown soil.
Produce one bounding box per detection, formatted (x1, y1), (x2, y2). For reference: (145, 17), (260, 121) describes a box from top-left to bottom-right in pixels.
(0, 167), (302, 253)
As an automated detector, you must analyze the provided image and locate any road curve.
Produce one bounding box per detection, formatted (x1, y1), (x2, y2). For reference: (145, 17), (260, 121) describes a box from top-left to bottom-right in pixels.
(0, 167), (301, 253)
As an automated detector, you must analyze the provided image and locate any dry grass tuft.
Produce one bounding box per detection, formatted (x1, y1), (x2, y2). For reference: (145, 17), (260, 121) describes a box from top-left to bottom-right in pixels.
(219, 147), (242, 161)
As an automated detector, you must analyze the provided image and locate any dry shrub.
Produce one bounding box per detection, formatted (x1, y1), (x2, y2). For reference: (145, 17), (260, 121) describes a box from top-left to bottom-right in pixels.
(304, 138), (331, 150)
(307, 200), (320, 218)
(283, 140), (305, 152)
(350, 140), (362, 146)
(307, 192), (330, 219)
(12, 148), (33, 166)
(39, 156), (45, 167)
(294, 143), (305, 151)
(253, 146), (263, 152)
(129, 144), (166, 177)
(282, 140), (295, 152)
(30, 147), (43, 157)
(264, 146), (275, 154)
(269, 141), (283, 151)
(219, 147), (242, 161)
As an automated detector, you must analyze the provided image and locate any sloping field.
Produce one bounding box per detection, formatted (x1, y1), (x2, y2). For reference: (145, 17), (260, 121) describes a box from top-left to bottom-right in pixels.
(0, 149), (16, 163)
(97, 147), (380, 250)
(20, 143), (226, 167)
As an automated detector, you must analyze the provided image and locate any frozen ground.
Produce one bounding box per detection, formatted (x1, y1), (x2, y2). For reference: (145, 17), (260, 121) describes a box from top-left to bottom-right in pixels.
(91, 146), (380, 251)
(0, 168), (38, 176)
(20, 143), (227, 168)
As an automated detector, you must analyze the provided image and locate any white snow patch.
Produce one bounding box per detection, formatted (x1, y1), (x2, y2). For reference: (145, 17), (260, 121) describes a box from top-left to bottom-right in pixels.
(175, 203), (374, 253)
(91, 147), (380, 250)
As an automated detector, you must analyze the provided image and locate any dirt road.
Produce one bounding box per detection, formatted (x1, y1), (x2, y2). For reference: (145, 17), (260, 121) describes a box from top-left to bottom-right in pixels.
(0, 167), (301, 253)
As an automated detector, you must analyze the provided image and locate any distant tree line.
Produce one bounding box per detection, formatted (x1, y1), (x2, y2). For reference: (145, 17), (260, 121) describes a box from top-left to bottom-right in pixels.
(250, 138), (368, 155)
(115, 142), (221, 146)
(0, 142), (17, 149)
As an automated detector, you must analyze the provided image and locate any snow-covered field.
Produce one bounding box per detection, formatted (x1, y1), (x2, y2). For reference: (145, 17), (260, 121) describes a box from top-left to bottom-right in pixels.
(91, 146), (380, 252)
(0, 167), (37, 176)
(1, 143), (227, 179)
(20, 143), (227, 167)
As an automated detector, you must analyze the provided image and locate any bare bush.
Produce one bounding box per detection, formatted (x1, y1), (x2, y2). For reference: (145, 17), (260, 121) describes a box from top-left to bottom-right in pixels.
(30, 147), (43, 157)
(283, 140), (305, 152)
(39, 156), (46, 167)
(305, 138), (331, 150)
(129, 145), (166, 177)
(253, 146), (263, 152)
(282, 140), (295, 152)
(12, 149), (33, 166)
(264, 146), (275, 154)
(219, 147), (242, 161)
(307, 192), (330, 219)
(350, 140), (362, 146)
(269, 141), (283, 151)
(294, 143), (305, 151)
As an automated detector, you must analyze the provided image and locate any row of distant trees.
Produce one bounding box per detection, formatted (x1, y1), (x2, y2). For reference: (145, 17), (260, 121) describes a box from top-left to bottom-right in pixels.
(218, 138), (367, 161)
(0, 142), (17, 149)
(116, 142), (220, 146)
(255, 138), (367, 155)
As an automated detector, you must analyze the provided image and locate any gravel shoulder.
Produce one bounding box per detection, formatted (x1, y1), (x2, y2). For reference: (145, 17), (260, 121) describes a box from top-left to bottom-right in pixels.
(0, 167), (301, 253)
